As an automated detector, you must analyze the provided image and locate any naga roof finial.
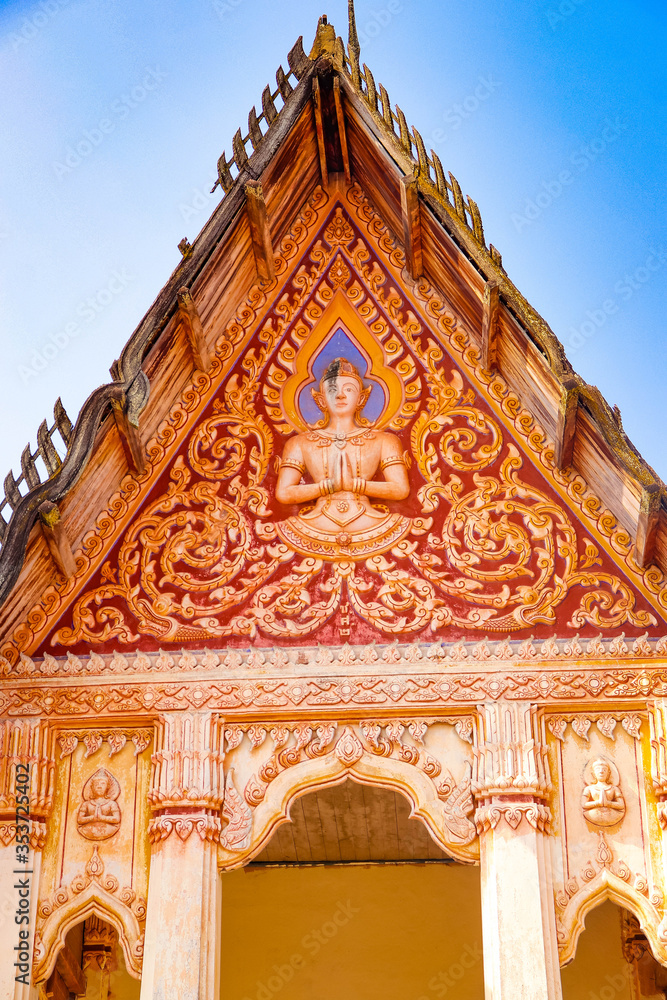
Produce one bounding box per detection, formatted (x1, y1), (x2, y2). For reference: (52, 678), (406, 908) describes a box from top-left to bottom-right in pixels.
(348, 0), (361, 86)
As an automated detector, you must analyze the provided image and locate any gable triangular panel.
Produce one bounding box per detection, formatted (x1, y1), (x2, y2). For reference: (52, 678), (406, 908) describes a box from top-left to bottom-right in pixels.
(1, 21), (666, 668)
(21, 184), (663, 655)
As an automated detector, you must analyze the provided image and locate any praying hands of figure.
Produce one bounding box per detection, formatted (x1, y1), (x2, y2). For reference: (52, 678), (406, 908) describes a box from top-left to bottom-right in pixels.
(319, 450), (365, 497)
(276, 442), (409, 505)
(582, 784), (625, 812)
(77, 798), (121, 825)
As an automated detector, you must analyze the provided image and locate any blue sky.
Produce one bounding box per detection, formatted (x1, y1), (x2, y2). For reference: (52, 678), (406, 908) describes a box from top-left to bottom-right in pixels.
(0, 0), (665, 487)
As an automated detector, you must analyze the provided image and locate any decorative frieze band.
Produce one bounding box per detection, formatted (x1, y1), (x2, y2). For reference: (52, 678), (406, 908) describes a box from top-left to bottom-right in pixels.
(547, 713), (643, 741)
(57, 728), (152, 759)
(5, 669), (667, 720)
(4, 633), (667, 679)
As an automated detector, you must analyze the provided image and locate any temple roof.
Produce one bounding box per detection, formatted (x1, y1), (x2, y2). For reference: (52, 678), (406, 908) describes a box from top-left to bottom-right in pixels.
(0, 9), (665, 652)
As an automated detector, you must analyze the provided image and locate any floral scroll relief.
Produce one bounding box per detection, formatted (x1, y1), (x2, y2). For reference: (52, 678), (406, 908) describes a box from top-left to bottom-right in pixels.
(218, 720), (477, 863)
(53, 203), (656, 645)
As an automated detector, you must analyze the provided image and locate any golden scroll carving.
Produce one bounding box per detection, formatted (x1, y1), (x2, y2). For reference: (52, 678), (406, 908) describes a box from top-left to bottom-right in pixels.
(53, 202), (655, 646)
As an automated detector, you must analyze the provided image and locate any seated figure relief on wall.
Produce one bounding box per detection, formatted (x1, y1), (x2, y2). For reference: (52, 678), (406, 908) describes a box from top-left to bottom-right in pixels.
(76, 768), (122, 841)
(581, 757), (626, 828)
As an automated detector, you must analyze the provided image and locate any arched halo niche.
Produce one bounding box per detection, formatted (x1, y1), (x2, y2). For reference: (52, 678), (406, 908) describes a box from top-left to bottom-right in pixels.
(34, 896), (143, 986)
(267, 290), (419, 434)
(557, 874), (667, 972)
(560, 897), (667, 999)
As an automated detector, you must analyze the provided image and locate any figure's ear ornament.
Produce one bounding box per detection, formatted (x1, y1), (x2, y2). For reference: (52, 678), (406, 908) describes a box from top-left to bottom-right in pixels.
(356, 384), (372, 414)
(311, 387), (327, 413)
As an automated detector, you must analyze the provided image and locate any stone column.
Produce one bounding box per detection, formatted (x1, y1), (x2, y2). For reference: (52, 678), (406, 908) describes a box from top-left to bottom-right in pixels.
(473, 702), (562, 1000)
(139, 712), (224, 1000)
(0, 719), (54, 1000)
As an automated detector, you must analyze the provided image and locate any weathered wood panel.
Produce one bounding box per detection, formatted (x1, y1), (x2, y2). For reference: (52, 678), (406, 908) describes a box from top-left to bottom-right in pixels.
(262, 105), (320, 246)
(494, 310), (561, 443)
(193, 212), (256, 336)
(345, 108), (403, 246)
(420, 204), (485, 338)
(573, 409), (642, 534)
(252, 782), (448, 864)
(654, 518), (667, 574)
(0, 529), (56, 649)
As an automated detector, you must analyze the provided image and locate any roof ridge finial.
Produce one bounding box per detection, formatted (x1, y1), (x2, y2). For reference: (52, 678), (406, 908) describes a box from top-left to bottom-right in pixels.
(348, 0), (361, 86)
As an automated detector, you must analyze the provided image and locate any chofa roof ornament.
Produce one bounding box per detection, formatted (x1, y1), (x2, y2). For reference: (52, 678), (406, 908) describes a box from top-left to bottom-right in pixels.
(348, 0), (361, 86)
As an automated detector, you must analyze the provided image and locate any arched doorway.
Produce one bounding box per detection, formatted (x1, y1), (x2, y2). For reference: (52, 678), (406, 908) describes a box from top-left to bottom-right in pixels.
(43, 914), (140, 999)
(220, 779), (484, 1000)
(561, 901), (667, 1000)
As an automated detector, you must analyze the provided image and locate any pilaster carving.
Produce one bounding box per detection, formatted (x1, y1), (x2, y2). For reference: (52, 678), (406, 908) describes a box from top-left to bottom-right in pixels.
(472, 701), (551, 833)
(620, 909), (651, 964)
(0, 718), (56, 849)
(148, 712), (225, 843)
(649, 700), (667, 828)
(620, 909), (667, 996)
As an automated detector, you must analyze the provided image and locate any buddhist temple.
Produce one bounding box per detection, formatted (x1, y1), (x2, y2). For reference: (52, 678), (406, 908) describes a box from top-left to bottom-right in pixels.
(2, 6), (667, 998)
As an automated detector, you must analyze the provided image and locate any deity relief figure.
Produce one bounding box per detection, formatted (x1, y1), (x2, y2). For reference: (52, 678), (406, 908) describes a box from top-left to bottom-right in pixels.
(76, 768), (122, 841)
(581, 758), (626, 828)
(275, 359), (412, 559)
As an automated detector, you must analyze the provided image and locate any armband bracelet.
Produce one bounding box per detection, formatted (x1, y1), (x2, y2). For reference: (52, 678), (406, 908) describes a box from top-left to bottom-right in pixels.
(380, 456), (406, 471)
(280, 459), (306, 474)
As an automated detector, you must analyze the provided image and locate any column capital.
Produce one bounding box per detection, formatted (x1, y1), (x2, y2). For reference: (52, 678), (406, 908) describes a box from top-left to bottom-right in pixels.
(0, 717), (56, 850)
(472, 701), (552, 833)
(475, 702), (562, 998)
(148, 711), (225, 844)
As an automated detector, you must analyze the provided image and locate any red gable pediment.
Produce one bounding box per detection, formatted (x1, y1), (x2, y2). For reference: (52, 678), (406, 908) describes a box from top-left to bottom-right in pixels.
(27, 188), (663, 655)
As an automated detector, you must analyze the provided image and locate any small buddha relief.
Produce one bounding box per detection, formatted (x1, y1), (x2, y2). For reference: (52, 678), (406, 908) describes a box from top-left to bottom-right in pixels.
(76, 768), (122, 841)
(275, 358), (412, 559)
(581, 757), (626, 828)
